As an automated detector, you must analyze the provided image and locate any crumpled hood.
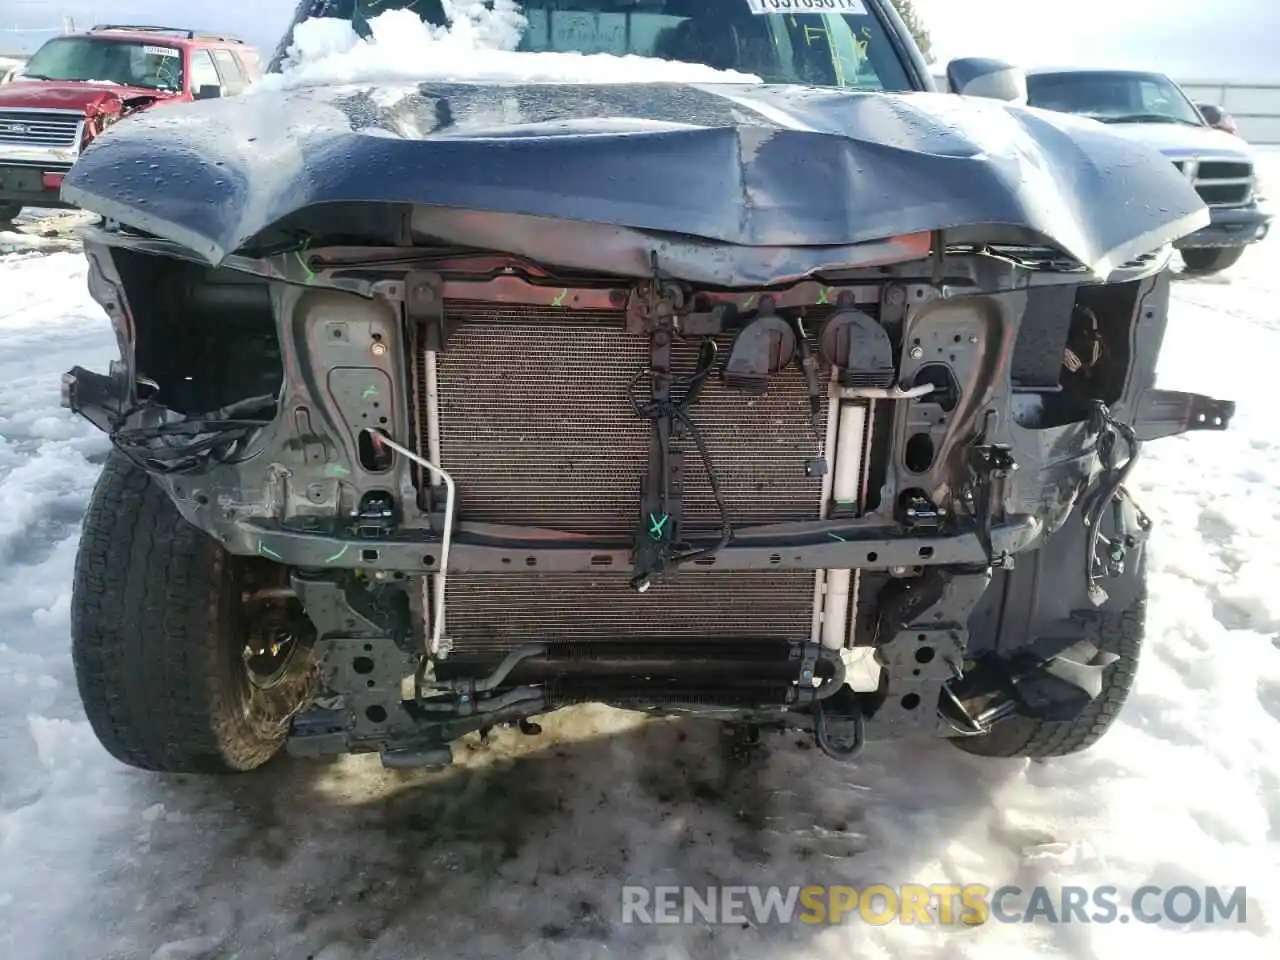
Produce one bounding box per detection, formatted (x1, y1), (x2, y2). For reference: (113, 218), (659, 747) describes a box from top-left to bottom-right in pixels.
(0, 79), (174, 110)
(62, 80), (1210, 278)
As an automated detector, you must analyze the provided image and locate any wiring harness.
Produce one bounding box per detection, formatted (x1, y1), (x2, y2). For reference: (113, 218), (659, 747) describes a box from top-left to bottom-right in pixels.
(627, 338), (734, 586)
(110, 392), (276, 476)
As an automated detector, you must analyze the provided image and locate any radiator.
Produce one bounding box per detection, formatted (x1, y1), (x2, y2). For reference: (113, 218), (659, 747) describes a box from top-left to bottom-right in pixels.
(422, 301), (847, 661)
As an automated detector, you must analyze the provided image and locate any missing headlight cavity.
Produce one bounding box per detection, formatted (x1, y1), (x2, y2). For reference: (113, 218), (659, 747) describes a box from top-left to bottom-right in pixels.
(110, 248), (283, 417)
(911, 363), (960, 412)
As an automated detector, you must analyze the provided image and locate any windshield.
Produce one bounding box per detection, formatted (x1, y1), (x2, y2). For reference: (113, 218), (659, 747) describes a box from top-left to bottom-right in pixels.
(308, 0), (912, 91)
(1025, 71), (1205, 126)
(22, 37), (184, 92)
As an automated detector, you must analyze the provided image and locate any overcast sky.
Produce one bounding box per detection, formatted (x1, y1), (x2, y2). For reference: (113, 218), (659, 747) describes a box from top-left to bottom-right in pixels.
(1, 0), (1277, 82)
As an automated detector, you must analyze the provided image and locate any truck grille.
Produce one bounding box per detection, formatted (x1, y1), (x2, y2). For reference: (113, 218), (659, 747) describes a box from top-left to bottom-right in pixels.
(0, 110), (81, 149)
(1172, 158), (1253, 207)
(424, 300), (847, 664)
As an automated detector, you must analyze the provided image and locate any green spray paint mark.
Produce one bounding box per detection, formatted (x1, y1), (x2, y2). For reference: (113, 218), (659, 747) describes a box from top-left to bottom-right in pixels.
(325, 543), (350, 564)
(648, 512), (670, 540)
(827, 532), (848, 543)
(259, 542), (283, 560)
(294, 250), (315, 281)
(552, 288), (569, 307)
(817, 286), (832, 306)
(362, 385), (379, 400)
(743, 294), (758, 310)
(324, 463), (350, 478)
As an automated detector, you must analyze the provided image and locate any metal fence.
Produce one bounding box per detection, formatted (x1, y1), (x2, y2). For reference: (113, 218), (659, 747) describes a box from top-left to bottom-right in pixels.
(1178, 81), (1280, 144)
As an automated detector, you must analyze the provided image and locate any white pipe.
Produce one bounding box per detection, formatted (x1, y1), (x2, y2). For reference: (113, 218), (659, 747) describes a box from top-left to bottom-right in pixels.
(811, 367), (846, 643)
(822, 569), (853, 651)
(819, 401), (869, 650)
(424, 350), (443, 487)
(832, 403), (868, 509)
(838, 383), (934, 401)
(363, 431), (455, 659)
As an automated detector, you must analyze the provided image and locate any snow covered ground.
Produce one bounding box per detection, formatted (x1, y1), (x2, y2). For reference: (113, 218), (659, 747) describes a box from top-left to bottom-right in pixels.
(1, 160), (1278, 959)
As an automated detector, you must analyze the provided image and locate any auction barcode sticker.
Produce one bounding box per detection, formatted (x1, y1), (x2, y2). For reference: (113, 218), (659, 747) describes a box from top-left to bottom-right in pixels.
(143, 45), (179, 57)
(746, 0), (868, 14)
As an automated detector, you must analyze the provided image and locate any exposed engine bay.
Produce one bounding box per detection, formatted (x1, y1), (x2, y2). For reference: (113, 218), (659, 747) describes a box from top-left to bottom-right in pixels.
(62, 223), (1236, 766)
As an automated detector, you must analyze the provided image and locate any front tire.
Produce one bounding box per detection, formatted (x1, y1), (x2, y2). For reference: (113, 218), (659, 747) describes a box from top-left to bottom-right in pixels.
(1180, 246), (1245, 274)
(952, 587), (1145, 759)
(71, 452), (315, 773)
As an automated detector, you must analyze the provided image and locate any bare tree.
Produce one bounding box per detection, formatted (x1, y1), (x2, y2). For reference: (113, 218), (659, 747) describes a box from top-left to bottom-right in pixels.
(889, 0), (934, 63)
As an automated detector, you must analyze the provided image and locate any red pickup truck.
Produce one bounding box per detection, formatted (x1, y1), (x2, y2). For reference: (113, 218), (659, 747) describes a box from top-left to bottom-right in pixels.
(0, 24), (261, 225)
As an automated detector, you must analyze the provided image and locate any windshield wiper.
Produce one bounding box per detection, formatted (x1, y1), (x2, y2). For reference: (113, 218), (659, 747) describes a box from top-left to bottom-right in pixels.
(1100, 113), (1200, 126)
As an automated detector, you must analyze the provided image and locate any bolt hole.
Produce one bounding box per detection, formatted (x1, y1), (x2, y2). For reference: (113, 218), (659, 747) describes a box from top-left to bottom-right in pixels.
(363, 643), (373, 652)
(953, 334), (962, 343)
(912, 337), (921, 346)
(352, 656), (374, 675)
(379, 416), (388, 424)
(423, 555), (436, 567)
(917, 633), (928, 642)
(912, 668), (921, 676)
(195, 494), (209, 506)
(915, 647), (935, 664)
(365, 705), (388, 723)
(866, 551), (878, 563)
(919, 546), (934, 559)
(367, 679), (376, 688)
(501, 557), (512, 565)
(904, 432), (934, 473)
(525, 556), (537, 567)
(901, 693), (921, 710)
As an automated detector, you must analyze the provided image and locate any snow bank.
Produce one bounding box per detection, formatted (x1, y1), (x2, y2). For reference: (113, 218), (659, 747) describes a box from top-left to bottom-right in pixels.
(257, 1), (762, 91)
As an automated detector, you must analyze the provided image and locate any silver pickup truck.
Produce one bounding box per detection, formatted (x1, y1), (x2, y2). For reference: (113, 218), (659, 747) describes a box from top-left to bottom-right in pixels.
(1025, 66), (1273, 275)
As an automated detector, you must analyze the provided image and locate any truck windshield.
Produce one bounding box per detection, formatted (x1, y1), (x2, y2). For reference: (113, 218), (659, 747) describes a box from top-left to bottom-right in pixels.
(1026, 71), (1206, 127)
(21, 37), (184, 92)
(309, 0), (913, 91)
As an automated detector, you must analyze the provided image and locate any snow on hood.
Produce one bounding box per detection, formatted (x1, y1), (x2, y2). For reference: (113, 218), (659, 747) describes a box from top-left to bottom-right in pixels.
(256, 1), (763, 91)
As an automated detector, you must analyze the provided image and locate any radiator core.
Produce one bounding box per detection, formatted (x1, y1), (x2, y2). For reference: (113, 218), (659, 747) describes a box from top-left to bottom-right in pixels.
(422, 301), (846, 659)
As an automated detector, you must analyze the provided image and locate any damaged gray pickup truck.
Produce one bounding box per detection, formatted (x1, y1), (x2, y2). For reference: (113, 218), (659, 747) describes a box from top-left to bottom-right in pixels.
(60, 0), (1235, 775)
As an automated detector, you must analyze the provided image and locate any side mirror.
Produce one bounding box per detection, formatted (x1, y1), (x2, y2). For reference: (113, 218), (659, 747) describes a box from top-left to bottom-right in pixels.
(1196, 103), (1224, 124)
(946, 57), (1027, 103)
(194, 84), (222, 100)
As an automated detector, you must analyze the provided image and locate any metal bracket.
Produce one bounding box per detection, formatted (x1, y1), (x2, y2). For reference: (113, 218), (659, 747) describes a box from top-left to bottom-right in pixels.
(403, 271), (451, 351)
(1132, 388), (1235, 441)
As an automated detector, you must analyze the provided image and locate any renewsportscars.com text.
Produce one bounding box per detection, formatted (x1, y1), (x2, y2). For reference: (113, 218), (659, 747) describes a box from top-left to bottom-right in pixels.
(620, 884), (1248, 926)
